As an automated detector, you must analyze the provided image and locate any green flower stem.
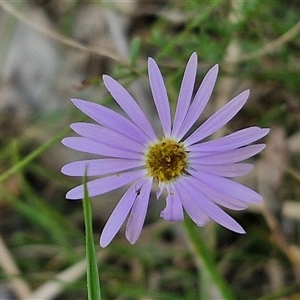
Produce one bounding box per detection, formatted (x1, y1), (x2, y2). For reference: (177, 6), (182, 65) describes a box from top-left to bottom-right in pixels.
(83, 175), (101, 300)
(184, 217), (235, 300)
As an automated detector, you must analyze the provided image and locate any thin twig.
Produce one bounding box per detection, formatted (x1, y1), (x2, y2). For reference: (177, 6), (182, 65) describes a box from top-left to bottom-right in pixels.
(228, 19), (300, 63)
(0, 1), (126, 65)
(263, 208), (300, 269)
(256, 128), (300, 271)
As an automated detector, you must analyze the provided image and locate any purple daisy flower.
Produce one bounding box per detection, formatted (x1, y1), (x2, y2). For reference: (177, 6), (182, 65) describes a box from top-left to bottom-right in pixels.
(61, 52), (269, 247)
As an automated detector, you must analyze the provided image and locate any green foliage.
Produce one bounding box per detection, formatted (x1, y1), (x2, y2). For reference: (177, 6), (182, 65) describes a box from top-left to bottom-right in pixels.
(0, 0), (299, 299)
(83, 175), (101, 300)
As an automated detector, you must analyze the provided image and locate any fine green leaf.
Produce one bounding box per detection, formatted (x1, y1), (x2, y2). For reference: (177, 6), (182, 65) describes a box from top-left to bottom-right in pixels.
(184, 217), (235, 300)
(83, 172), (101, 300)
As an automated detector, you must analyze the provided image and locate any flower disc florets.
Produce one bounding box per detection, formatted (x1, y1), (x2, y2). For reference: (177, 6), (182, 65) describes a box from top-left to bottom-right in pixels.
(145, 138), (188, 183)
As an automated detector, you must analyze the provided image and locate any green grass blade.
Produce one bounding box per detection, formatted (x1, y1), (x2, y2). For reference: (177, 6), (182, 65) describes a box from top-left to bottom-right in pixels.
(0, 126), (70, 184)
(130, 37), (141, 67)
(83, 173), (101, 300)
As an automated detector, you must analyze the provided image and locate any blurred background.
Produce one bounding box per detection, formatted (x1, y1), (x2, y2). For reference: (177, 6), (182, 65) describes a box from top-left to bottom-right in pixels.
(0, 0), (300, 299)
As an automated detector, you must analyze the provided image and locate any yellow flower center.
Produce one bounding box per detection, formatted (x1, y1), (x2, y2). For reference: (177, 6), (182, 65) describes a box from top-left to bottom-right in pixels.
(145, 138), (188, 183)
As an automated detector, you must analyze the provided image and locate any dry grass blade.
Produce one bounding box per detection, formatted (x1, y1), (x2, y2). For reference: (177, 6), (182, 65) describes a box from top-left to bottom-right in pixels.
(29, 251), (107, 300)
(257, 127), (300, 270)
(0, 234), (31, 299)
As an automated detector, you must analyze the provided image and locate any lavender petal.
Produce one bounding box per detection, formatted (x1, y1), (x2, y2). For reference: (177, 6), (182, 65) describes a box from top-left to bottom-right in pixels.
(189, 144), (266, 164)
(66, 169), (145, 199)
(148, 58), (171, 137)
(176, 64), (219, 140)
(71, 123), (145, 153)
(188, 127), (269, 152)
(160, 184), (184, 221)
(175, 181), (210, 226)
(62, 137), (143, 160)
(180, 178), (245, 233)
(71, 99), (149, 144)
(191, 163), (253, 177)
(171, 53), (198, 137)
(125, 178), (153, 244)
(190, 169), (262, 203)
(188, 176), (249, 210)
(61, 158), (143, 176)
(99, 178), (145, 247)
(185, 90), (250, 146)
(103, 75), (157, 140)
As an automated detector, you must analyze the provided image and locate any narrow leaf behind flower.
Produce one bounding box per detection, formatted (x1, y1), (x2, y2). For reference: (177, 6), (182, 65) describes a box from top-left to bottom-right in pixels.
(184, 217), (235, 300)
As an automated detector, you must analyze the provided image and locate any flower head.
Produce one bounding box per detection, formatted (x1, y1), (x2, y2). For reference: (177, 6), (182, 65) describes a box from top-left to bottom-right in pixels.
(61, 53), (269, 247)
